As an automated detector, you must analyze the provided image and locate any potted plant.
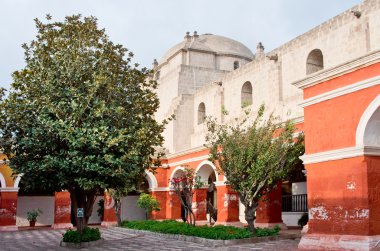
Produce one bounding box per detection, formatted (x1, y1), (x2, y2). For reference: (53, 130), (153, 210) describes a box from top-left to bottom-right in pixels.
(26, 209), (42, 227)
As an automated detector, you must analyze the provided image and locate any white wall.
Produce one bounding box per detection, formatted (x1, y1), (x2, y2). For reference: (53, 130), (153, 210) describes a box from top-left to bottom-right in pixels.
(282, 212), (304, 227)
(292, 182), (307, 195)
(88, 196), (102, 224)
(17, 196), (54, 226)
(121, 195), (146, 221)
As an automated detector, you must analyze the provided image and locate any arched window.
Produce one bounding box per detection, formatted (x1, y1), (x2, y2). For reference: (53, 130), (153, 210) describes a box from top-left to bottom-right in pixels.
(233, 61), (240, 70)
(306, 49), (324, 75)
(198, 102), (206, 124)
(241, 81), (252, 108)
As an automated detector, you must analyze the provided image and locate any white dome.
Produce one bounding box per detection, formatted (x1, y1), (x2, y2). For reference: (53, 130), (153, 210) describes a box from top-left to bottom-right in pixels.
(159, 33), (254, 64)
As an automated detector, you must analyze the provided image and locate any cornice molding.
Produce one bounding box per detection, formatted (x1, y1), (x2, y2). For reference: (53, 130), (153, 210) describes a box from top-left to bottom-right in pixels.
(300, 75), (380, 108)
(301, 146), (380, 164)
(292, 50), (380, 90)
(166, 145), (207, 160)
(0, 187), (19, 192)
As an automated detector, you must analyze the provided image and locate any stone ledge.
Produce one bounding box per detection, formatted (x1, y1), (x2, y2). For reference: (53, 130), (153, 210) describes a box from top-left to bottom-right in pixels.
(60, 238), (104, 249)
(116, 227), (296, 247)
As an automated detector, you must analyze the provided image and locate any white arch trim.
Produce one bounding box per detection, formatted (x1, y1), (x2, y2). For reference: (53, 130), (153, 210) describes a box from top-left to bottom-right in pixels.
(0, 172), (6, 188)
(356, 94), (380, 147)
(145, 170), (158, 190)
(195, 160), (219, 182)
(168, 166), (186, 185)
(13, 174), (23, 188)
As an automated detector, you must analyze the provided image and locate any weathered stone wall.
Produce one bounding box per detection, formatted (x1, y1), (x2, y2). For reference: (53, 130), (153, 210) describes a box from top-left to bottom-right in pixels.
(156, 0), (380, 154)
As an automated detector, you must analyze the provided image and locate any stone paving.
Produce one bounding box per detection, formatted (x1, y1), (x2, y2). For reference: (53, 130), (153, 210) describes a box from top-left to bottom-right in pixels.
(0, 227), (300, 250)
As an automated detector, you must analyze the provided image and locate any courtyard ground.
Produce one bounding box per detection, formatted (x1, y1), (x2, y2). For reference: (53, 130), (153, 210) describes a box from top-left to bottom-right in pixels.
(0, 227), (300, 250)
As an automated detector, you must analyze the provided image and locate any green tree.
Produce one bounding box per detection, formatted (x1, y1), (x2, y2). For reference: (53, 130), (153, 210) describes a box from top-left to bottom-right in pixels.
(137, 193), (160, 220)
(205, 105), (304, 235)
(0, 15), (166, 232)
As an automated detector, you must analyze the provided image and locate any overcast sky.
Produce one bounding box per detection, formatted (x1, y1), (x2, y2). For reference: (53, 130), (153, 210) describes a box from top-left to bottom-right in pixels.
(0, 0), (362, 91)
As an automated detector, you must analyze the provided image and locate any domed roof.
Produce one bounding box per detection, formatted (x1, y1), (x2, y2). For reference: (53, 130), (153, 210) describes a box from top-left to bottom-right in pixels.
(159, 33), (254, 64)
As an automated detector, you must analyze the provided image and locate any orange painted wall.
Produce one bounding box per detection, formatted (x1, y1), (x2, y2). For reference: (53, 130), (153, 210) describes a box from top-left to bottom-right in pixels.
(306, 157), (373, 235)
(365, 156), (380, 235)
(304, 62), (380, 99)
(304, 85), (380, 154)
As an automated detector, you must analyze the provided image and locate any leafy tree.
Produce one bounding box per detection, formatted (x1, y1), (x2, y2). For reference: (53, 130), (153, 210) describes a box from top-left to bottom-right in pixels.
(137, 193), (160, 219)
(205, 105), (304, 235)
(0, 15), (166, 232)
(170, 167), (203, 226)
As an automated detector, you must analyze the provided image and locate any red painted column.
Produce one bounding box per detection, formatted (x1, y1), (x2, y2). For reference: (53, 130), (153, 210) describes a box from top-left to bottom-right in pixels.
(256, 181), (287, 229)
(0, 189), (18, 231)
(166, 190), (181, 220)
(215, 185), (240, 226)
(101, 192), (117, 227)
(52, 191), (73, 229)
(150, 191), (167, 220)
(193, 188), (207, 221)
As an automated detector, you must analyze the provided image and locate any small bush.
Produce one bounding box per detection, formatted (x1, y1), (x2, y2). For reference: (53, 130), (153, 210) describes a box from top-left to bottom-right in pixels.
(62, 229), (81, 243)
(121, 220), (279, 240)
(62, 227), (101, 243)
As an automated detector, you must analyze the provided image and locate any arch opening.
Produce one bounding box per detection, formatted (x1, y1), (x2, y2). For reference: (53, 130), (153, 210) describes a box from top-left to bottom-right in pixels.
(241, 81), (252, 108)
(233, 61), (240, 70)
(363, 106), (380, 147)
(357, 95), (380, 147)
(198, 102), (206, 124)
(306, 49), (324, 75)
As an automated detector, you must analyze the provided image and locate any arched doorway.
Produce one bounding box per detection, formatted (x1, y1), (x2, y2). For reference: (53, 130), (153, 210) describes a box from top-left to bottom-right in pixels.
(168, 167), (186, 220)
(195, 161), (219, 223)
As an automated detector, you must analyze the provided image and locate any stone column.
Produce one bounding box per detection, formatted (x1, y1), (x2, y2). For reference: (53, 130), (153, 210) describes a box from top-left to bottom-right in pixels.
(215, 184), (241, 226)
(52, 191), (73, 229)
(193, 188), (207, 221)
(0, 188), (18, 231)
(101, 192), (117, 227)
(256, 181), (287, 229)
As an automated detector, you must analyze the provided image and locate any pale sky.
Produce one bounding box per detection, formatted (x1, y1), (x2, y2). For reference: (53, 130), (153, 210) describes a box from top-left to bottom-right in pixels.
(0, 0), (362, 91)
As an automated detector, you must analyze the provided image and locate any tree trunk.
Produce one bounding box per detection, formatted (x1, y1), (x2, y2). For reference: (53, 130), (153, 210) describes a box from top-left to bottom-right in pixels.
(244, 203), (257, 235)
(113, 198), (122, 226)
(69, 187), (96, 234)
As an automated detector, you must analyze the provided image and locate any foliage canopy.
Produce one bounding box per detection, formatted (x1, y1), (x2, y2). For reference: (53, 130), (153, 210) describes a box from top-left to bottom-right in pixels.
(0, 14), (166, 229)
(206, 105), (304, 234)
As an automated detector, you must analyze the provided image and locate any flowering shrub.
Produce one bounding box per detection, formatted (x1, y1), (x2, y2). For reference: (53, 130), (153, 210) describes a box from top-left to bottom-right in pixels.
(169, 167), (203, 226)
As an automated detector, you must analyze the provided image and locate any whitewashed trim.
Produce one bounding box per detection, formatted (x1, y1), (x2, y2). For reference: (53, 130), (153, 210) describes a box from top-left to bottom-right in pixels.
(301, 146), (380, 164)
(168, 166), (186, 186)
(292, 50), (380, 89)
(195, 160), (219, 182)
(13, 174), (23, 188)
(149, 187), (171, 192)
(300, 75), (380, 108)
(166, 146), (207, 159)
(0, 187), (19, 192)
(214, 181), (227, 187)
(168, 155), (209, 167)
(145, 170), (158, 190)
(0, 172), (6, 188)
(356, 95), (380, 146)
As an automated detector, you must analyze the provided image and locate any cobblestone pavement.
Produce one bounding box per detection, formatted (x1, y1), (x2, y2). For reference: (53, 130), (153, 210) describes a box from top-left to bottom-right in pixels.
(0, 227), (300, 251)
